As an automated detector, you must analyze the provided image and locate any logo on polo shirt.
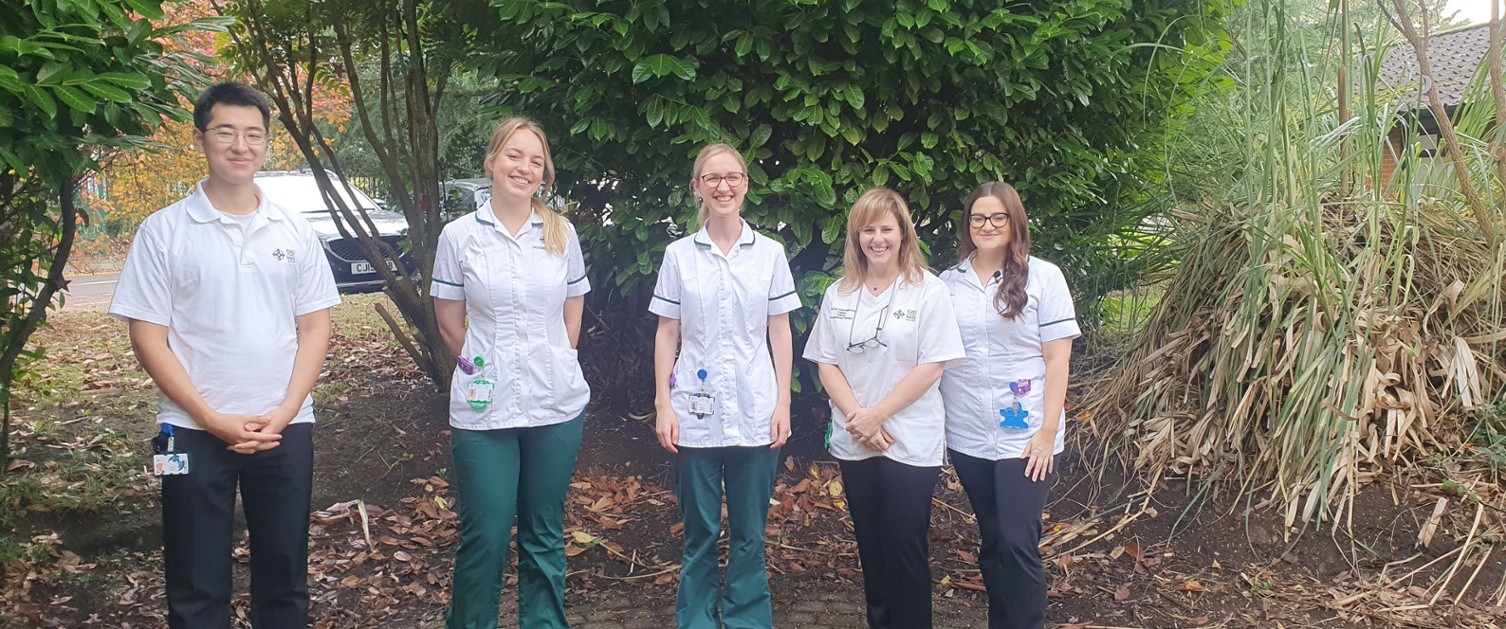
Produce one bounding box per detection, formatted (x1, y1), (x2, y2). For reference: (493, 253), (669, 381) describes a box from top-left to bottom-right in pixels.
(272, 248), (297, 263)
(893, 308), (918, 322)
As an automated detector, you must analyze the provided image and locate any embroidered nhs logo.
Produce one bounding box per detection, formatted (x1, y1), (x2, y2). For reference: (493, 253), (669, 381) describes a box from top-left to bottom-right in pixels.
(272, 248), (297, 262)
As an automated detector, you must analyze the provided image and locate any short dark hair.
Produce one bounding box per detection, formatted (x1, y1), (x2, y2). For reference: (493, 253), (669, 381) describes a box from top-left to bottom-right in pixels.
(193, 82), (272, 131)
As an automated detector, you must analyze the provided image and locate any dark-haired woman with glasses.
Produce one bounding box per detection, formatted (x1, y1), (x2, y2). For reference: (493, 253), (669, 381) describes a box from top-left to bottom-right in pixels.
(650, 143), (800, 629)
(939, 181), (1079, 629)
(803, 187), (964, 629)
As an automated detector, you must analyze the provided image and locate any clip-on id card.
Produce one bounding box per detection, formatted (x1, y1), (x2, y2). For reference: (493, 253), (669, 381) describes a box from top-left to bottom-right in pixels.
(688, 369), (715, 418)
(152, 425), (189, 475)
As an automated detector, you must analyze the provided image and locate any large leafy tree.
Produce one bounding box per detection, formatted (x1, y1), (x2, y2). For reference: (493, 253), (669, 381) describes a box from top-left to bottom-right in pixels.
(0, 0), (218, 470)
(475, 0), (1232, 401)
(216, 0), (494, 387)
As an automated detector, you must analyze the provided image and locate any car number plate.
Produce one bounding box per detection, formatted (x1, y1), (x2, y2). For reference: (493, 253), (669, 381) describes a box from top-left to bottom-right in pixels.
(351, 260), (398, 274)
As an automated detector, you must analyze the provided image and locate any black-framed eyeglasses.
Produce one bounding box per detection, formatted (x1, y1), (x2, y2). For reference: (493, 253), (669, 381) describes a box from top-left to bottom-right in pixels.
(698, 172), (747, 188)
(968, 212), (1010, 228)
(204, 125), (269, 147)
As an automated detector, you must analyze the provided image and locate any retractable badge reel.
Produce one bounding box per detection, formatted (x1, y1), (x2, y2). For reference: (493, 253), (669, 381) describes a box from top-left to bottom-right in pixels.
(152, 425), (189, 476)
(463, 355), (494, 410)
(688, 369), (714, 418)
(999, 379), (1032, 431)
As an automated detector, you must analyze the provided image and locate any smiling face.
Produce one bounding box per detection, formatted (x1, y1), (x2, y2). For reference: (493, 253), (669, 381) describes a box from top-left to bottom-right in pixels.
(967, 195), (1013, 254)
(692, 150), (747, 222)
(193, 104), (268, 187)
(858, 211), (902, 271)
(486, 128), (548, 205)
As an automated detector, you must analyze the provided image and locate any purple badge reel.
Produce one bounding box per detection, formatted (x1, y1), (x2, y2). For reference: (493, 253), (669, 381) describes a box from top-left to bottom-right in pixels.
(999, 378), (1032, 431)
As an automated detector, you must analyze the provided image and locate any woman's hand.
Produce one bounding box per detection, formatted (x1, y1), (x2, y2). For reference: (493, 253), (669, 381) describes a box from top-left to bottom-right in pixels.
(655, 401), (680, 453)
(1022, 428), (1056, 482)
(845, 407), (891, 450)
(857, 426), (895, 452)
(770, 405), (791, 449)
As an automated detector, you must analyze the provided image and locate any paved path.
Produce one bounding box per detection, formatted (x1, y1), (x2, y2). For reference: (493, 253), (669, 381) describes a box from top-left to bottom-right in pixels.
(60, 271), (118, 312)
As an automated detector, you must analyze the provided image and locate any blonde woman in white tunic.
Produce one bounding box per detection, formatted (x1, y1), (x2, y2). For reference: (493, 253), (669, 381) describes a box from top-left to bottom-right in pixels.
(803, 187), (965, 629)
(650, 143), (800, 629)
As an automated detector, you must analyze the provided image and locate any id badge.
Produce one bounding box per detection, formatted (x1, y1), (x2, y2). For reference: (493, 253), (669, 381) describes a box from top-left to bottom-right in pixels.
(467, 378), (494, 410)
(154, 453), (190, 476)
(689, 392), (714, 417)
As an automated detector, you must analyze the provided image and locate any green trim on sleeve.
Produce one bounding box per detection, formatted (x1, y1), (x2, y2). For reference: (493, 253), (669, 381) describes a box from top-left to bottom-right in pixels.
(433, 278), (464, 287)
(653, 294), (680, 305)
(769, 289), (797, 301)
(1040, 317), (1076, 327)
(567, 274), (588, 285)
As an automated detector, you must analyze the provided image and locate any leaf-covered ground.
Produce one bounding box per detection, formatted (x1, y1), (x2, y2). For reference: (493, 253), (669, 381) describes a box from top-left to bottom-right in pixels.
(2, 295), (1502, 628)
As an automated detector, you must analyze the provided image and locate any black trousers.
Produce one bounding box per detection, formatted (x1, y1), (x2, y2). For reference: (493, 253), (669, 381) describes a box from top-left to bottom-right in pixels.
(950, 449), (1054, 629)
(839, 456), (940, 629)
(162, 423), (314, 629)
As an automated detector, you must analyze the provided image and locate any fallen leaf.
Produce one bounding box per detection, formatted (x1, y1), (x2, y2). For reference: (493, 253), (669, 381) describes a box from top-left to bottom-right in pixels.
(1114, 583), (1130, 601)
(1180, 580), (1204, 592)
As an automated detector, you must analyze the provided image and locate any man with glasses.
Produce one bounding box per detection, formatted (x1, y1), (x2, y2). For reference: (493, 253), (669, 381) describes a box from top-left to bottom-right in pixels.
(110, 82), (339, 628)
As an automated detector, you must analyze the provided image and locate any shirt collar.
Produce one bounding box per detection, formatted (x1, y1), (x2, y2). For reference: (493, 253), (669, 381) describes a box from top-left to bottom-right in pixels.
(691, 219), (756, 252)
(186, 179), (283, 224)
(475, 202), (543, 237)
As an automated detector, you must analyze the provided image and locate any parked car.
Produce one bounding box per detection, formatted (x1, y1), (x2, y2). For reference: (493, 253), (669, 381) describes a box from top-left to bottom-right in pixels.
(255, 171), (416, 292)
(439, 177), (491, 221)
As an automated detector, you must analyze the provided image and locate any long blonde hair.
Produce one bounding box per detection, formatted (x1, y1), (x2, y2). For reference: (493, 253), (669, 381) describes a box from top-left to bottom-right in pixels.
(485, 117), (568, 254)
(837, 187), (928, 294)
(690, 143), (748, 229)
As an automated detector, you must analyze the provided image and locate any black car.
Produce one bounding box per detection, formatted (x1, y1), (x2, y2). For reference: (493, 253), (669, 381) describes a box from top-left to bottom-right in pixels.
(255, 171), (416, 292)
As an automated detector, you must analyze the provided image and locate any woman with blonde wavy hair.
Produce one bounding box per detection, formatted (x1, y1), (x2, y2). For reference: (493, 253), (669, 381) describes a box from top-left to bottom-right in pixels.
(803, 187), (964, 629)
(430, 117), (590, 629)
(650, 143), (800, 628)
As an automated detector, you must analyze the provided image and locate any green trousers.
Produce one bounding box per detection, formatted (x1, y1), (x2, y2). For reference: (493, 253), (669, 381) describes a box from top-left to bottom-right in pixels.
(447, 413), (584, 629)
(675, 446), (779, 629)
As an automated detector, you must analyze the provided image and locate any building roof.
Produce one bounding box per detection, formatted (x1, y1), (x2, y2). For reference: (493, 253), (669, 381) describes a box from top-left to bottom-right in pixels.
(1379, 22), (1499, 107)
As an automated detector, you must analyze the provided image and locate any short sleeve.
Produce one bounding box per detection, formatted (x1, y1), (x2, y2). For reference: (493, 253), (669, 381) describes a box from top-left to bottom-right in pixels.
(648, 247), (682, 319)
(1037, 264), (1081, 343)
(295, 226), (341, 316)
(108, 221), (173, 326)
(430, 223), (466, 301)
(801, 286), (842, 365)
(916, 280), (966, 365)
(565, 225), (591, 298)
(767, 244), (800, 316)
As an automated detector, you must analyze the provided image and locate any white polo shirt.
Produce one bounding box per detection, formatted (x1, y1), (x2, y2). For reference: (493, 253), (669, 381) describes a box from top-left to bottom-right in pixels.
(109, 181), (342, 430)
(648, 221), (801, 448)
(803, 272), (965, 467)
(939, 256), (1081, 460)
(431, 206), (590, 430)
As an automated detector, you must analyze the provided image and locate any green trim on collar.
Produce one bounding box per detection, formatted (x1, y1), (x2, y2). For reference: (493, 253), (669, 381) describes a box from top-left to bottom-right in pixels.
(475, 214), (496, 226)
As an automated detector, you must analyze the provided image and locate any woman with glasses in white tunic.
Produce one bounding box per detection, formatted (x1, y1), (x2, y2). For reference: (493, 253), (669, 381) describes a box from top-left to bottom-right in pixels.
(939, 182), (1079, 629)
(802, 187), (965, 629)
(431, 118), (590, 629)
(650, 143), (800, 629)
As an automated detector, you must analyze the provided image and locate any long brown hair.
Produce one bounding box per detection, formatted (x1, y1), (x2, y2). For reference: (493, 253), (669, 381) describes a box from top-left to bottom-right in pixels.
(484, 117), (568, 254)
(957, 181), (1031, 319)
(690, 143), (747, 228)
(838, 187), (928, 294)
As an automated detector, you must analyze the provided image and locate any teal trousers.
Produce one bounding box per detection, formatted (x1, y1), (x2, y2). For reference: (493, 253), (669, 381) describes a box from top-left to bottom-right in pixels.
(675, 446), (779, 629)
(447, 413), (584, 629)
